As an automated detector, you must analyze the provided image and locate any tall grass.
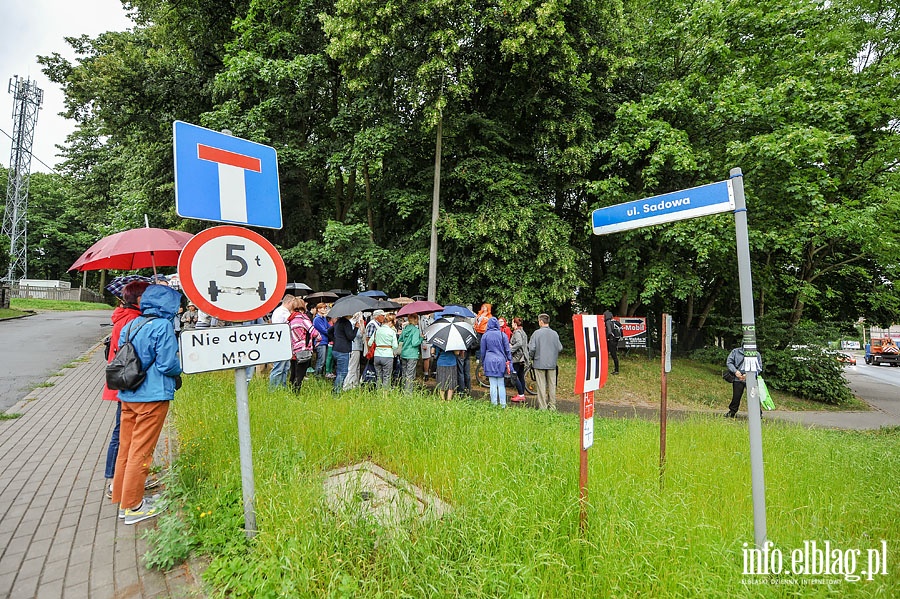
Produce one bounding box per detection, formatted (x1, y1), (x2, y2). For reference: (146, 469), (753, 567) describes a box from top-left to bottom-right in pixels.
(166, 372), (898, 597)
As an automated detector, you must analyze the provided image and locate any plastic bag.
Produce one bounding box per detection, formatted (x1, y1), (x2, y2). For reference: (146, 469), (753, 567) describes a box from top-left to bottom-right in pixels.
(757, 376), (776, 411)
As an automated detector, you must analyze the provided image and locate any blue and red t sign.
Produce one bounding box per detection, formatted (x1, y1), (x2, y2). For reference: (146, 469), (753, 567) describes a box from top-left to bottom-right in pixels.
(173, 121), (282, 229)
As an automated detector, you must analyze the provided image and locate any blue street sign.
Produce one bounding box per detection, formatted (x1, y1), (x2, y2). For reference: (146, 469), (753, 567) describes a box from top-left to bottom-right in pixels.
(173, 121), (282, 230)
(592, 179), (734, 235)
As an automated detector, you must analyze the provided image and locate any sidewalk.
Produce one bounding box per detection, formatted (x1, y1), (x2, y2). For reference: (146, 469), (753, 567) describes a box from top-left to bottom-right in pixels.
(0, 344), (204, 599)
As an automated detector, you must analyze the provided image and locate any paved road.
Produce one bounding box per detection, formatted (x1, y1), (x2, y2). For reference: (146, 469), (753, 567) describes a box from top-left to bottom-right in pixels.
(0, 311), (111, 413)
(843, 361), (900, 420)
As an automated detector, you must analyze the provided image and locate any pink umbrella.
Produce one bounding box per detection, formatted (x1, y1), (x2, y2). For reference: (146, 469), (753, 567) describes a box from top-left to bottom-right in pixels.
(396, 300), (444, 317)
(69, 227), (194, 275)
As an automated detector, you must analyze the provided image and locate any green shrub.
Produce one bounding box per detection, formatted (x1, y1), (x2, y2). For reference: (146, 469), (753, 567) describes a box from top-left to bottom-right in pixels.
(688, 346), (729, 366)
(764, 347), (853, 405)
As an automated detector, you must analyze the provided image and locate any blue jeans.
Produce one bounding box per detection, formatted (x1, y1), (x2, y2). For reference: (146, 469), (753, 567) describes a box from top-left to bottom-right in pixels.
(333, 350), (350, 393)
(269, 359), (291, 388)
(489, 377), (506, 407)
(104, 402), (121, 479)
(315, 345), (328, 376)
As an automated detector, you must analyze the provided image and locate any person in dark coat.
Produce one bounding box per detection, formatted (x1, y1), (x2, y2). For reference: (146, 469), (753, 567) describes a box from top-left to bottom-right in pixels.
(603, 310), (620, 375)
(725, 347), (763, 417)
(479, 317), (514, 407)
(328, 315), (358, 393)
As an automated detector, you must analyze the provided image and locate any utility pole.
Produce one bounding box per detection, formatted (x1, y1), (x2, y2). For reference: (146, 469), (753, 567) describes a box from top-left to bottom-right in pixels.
(2, 76), (43, 283)
(427, 115), (442, 303)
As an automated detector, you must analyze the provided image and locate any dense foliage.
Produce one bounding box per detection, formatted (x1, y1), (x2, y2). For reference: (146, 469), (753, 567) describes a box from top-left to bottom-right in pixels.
(5, 0), (899, 350)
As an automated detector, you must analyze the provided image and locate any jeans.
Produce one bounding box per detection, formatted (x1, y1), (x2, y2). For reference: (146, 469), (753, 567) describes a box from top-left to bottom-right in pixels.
(333, 350), (350, 393)
(315, 345), (328, 376)
(512, 362), (526, 396)
(400, 358), (418, 392)
(456, 352), (471, 394)
(104, 402), (121, 479)
(374, 356), (393, 389)
(489, 376), (506, 407)
(269, 359), (291, 389)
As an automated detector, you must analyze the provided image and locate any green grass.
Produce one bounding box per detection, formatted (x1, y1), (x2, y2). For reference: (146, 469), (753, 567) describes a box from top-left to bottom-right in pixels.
(0, 413), (22, 420)
(10, 298), (112, 311)
(156, 372), (899, 598)
(0, 307), (29, 319)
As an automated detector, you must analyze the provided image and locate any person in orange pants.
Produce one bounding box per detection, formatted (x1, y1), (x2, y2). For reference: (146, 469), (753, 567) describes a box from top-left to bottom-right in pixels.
(111, 283), (183, 525)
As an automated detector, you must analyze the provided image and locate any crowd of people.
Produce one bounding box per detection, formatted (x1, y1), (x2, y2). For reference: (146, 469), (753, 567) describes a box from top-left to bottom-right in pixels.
(255, 295), (565, 411)
(100, 280), (571, 525)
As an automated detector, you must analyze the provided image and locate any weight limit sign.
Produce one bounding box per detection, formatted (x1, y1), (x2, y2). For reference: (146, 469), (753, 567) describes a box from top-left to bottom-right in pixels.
(178, 225), (287, 322)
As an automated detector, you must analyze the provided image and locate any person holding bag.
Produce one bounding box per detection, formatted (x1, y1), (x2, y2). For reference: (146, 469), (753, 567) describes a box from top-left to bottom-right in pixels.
(111, 284), (182, 525)
(370, 311), (399, 389)
(509, 317), (529, 402)
(289, 298), (319, 392)
(725, 346), (764, 418)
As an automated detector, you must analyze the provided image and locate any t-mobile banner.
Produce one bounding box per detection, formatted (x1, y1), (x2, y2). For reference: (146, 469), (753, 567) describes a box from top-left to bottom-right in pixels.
(615, 316), (648, 349)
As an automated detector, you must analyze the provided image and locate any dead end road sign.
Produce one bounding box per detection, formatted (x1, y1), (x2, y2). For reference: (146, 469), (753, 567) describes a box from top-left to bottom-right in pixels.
(173, 121), (282, 229)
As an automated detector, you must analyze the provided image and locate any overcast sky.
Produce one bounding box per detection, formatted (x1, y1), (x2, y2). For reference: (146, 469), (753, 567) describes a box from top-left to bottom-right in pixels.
(0, 0), (133, 173)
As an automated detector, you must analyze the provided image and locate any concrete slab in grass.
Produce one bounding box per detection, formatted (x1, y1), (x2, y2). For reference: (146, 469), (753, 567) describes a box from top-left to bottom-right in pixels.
(323, 461), (451, 528)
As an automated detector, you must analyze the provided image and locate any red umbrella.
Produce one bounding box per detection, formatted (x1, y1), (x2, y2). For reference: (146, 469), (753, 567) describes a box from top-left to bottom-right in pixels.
(69, 228), (194, 273)
(396, 300), (443, 317)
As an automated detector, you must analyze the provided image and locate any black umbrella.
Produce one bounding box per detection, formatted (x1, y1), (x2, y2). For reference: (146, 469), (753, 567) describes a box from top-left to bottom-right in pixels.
(285, 282), (312, 293)
(328, 295), (379, 318)
(305, 291), (339, 303)
(371, 299), (402, 311)
(328, 288), (353, 297)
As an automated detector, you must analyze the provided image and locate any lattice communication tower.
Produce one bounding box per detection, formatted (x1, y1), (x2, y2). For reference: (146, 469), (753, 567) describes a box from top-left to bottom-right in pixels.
(2, 76), (43, 283)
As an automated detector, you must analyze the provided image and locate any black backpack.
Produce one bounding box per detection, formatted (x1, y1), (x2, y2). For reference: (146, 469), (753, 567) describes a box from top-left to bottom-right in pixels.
(106, 317), (157, 391)
(607, 318), (623, 340)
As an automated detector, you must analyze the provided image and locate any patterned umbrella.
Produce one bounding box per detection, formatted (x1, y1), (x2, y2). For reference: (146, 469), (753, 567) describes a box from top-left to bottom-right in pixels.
(425, 318), (477, 351)
(105, 275), (153, 299)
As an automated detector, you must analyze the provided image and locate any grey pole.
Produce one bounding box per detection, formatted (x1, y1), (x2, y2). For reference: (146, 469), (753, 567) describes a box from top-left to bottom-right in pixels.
(730, 167), (767, 548)
(427, 117), (442, 303)
(234, 367), (257, 538)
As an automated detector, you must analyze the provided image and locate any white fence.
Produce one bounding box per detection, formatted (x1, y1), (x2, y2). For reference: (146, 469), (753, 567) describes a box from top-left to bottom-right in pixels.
(10, 284), (104, 303)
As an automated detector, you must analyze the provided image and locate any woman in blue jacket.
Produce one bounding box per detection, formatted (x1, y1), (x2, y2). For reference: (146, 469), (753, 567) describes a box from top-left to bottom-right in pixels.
(111, 284), (183, 525)
(480, 317), (513, 407)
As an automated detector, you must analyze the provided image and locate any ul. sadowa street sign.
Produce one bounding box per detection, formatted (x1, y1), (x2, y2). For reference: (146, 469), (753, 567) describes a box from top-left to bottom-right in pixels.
(592, 179), (735, 235)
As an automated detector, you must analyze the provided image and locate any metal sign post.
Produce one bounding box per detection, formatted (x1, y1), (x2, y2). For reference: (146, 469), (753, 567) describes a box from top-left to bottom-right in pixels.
(234, 368), (257, 537)
(591, 169), (767, 547)
(660, 313), (672, 488)
(178, 226), (288, 540)
(730, 168), (767, 548)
